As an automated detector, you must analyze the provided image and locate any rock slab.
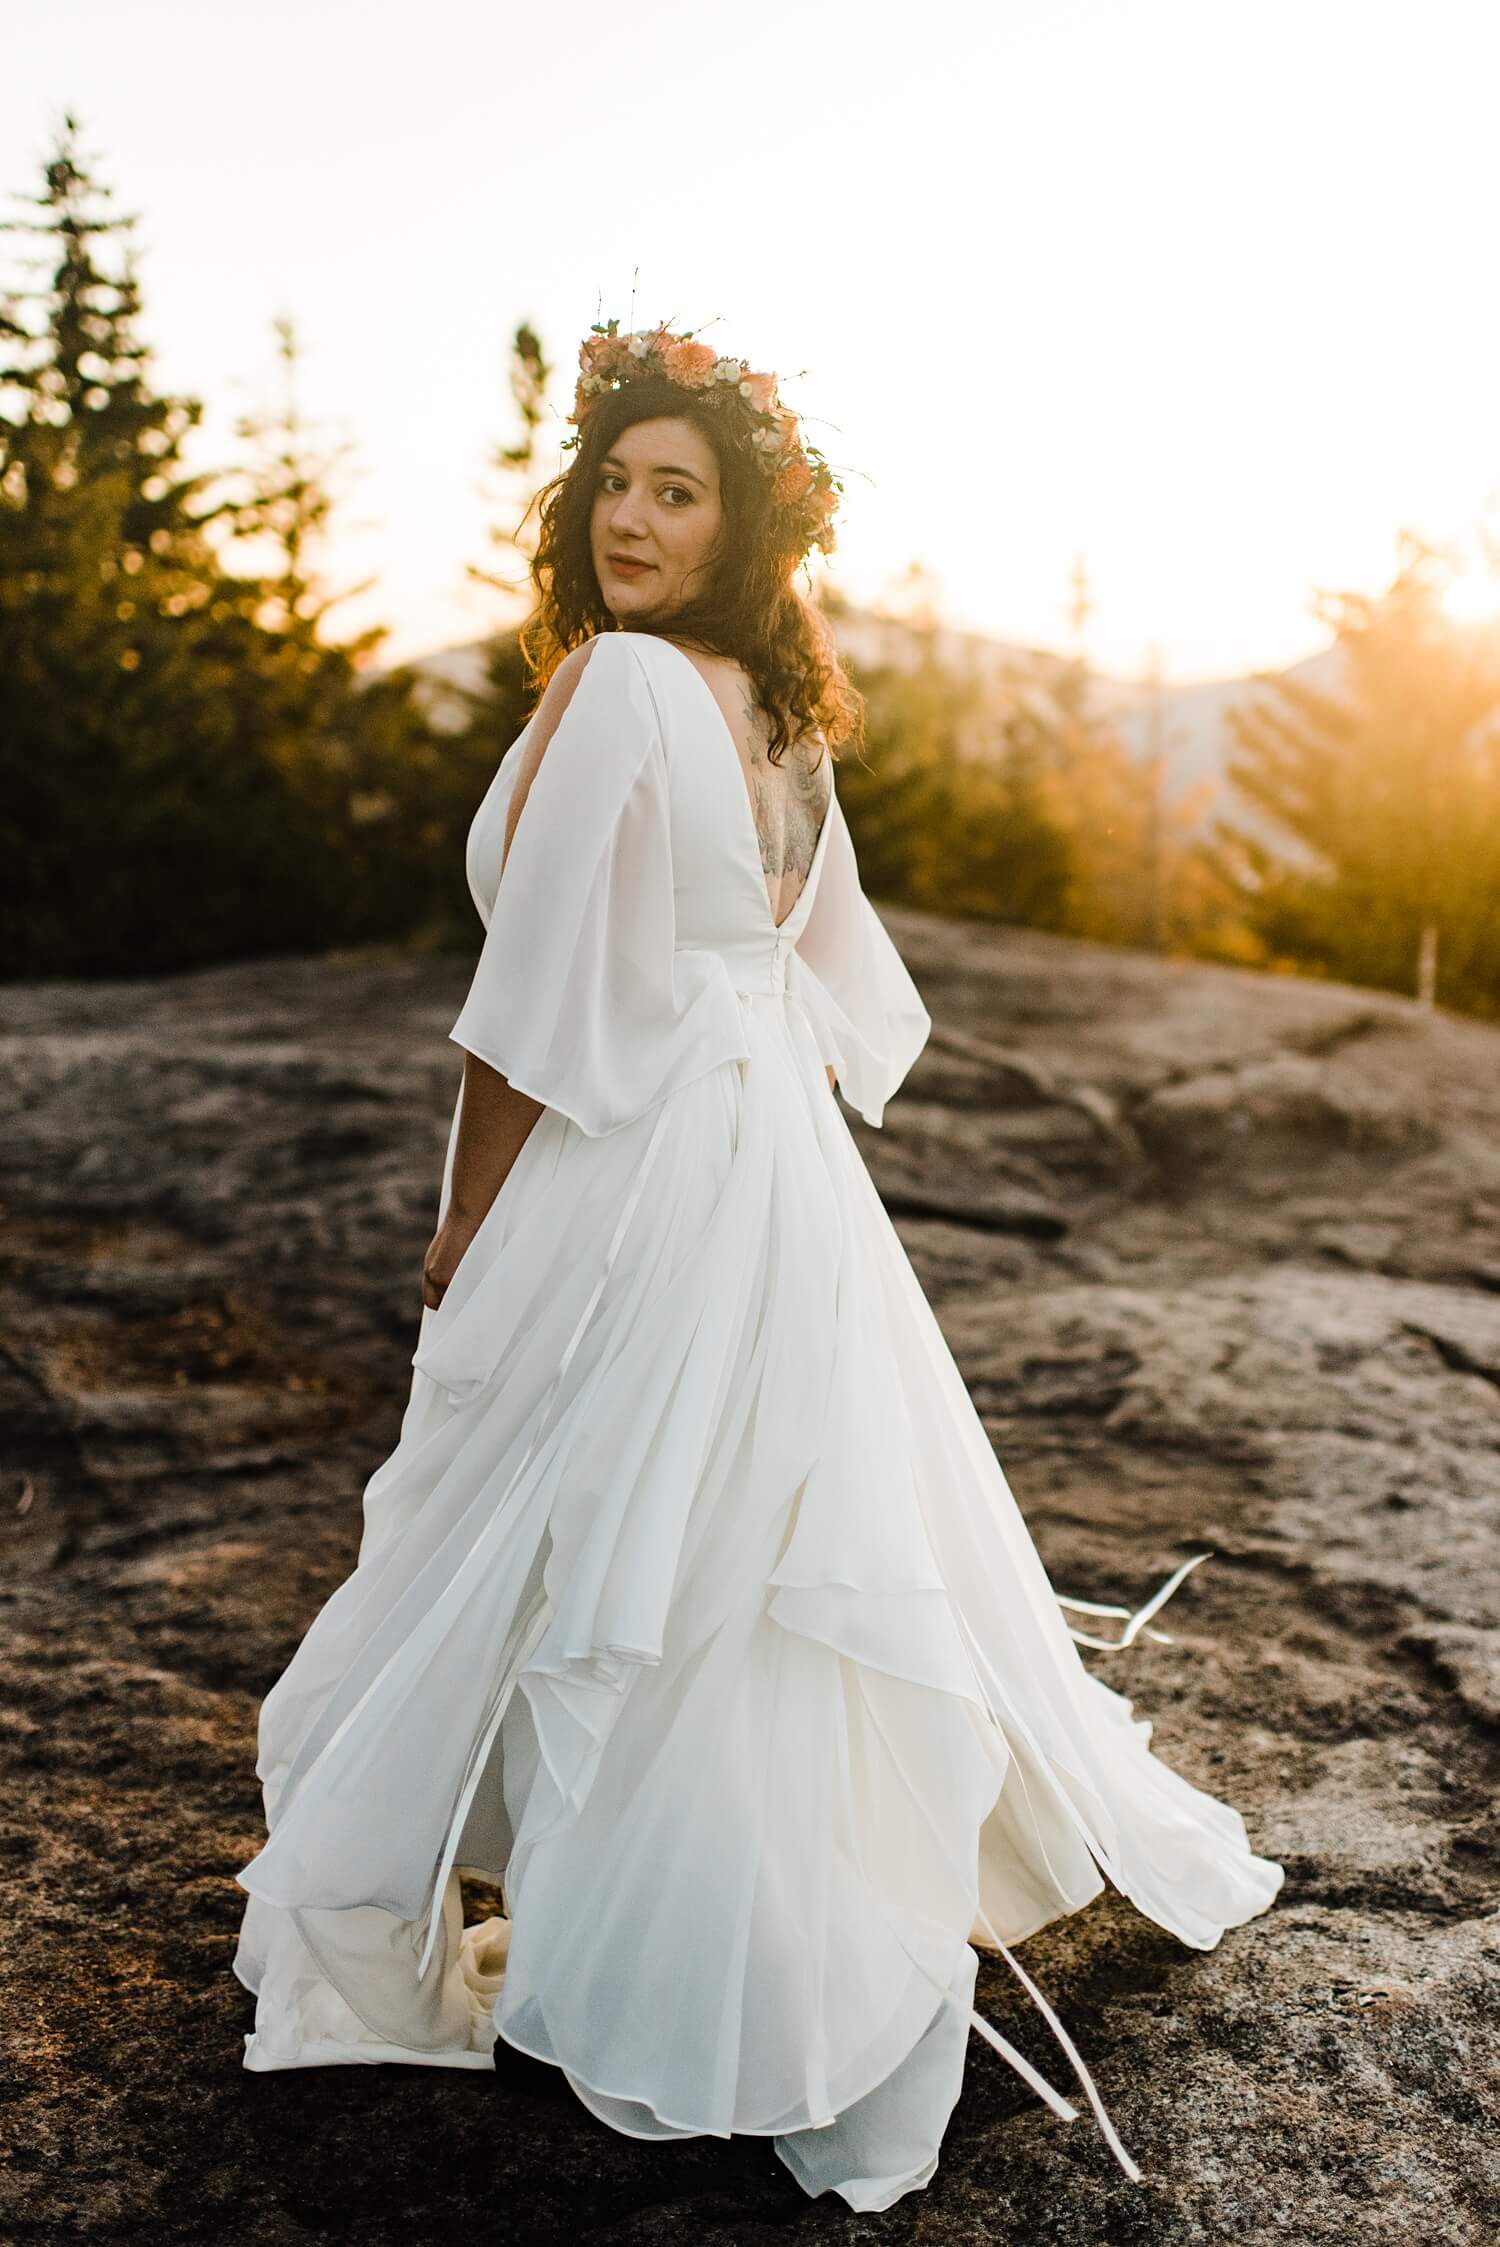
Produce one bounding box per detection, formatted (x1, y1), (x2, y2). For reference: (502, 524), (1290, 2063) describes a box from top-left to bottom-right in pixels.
(2, 922), (1497, 2245)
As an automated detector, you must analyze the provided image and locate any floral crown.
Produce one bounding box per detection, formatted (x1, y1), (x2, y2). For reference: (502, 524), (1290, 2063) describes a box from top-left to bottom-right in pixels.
(562, 317), (842, 559)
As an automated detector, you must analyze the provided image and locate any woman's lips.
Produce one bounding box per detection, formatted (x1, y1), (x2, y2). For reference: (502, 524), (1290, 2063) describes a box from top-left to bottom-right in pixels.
(609, 557), (654, 576)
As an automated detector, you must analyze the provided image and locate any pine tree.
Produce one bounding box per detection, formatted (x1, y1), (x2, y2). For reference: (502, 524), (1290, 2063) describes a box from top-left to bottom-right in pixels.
(838, 632), (1075, 929)
(1219, 533), (1500, 1012)
(0, 114), (268, 971)
(466, 319), (551, 610)
(442, 322), (556, 797)
(0, 120), (454, 974)
(187, 312), (462, 957)
(835, 651), (969, 910)
(223, 313), (380, 653)
(1014, 565), (1192, 949)
(0, 112), (237, 604)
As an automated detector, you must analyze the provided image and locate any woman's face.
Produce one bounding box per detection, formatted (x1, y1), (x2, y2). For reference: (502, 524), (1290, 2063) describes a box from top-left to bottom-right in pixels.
(590, 415), (724, 624)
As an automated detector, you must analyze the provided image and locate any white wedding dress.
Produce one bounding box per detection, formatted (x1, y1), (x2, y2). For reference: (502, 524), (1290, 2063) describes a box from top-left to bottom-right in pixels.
(233, 628), (1284, 2210)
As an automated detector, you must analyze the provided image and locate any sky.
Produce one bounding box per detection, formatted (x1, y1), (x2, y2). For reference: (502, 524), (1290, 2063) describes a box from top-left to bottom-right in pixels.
(5, 0), (1499, 685)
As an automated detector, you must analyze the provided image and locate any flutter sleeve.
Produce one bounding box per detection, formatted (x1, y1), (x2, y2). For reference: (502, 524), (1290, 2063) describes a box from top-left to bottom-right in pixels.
(787, 793), (932, 1128)
(448, 633), (749, 1138)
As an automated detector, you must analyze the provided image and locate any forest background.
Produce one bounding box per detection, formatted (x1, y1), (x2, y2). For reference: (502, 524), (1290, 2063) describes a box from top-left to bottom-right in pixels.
(6, 118), (1500, 1021)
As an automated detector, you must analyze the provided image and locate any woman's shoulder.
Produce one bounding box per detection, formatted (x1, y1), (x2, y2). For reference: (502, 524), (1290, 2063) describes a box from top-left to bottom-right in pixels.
(530, 633), (657, 732)
(544, 630), (628, 694)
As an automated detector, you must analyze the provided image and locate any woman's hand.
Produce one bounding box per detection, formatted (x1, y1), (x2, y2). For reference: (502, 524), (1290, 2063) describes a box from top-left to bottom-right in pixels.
(422, 1209), (481, 1311)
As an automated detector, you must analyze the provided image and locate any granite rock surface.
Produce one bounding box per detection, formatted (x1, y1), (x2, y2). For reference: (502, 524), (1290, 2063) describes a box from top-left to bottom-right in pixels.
(2, 917), (1497, 2246)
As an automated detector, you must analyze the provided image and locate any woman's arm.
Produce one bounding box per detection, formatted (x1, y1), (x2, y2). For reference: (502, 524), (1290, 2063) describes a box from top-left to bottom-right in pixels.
(424, 649), (602, 1310)
(449, 1051), (545, 1225)
(422, 1056), (544, 1310)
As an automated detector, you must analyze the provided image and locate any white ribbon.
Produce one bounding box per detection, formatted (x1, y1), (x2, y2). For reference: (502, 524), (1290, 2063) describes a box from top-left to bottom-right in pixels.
(969, 1918), (1144, 2182)
(1057, 1550), (1213, 1651)
(952, 1552), (1223, 2178)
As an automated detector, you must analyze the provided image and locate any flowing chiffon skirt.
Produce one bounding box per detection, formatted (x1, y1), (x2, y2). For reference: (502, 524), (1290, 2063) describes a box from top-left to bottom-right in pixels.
(234, 983), (1284, 2210)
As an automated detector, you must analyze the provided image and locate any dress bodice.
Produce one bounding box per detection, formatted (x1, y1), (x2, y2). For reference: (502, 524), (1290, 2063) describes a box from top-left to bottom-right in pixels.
(629, 632), (835, 997)
(467, 630), (835, 1002)
(451, 629), (930, 1136)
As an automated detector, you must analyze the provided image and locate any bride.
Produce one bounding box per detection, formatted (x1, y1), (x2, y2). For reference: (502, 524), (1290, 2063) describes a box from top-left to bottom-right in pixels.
(233, 317), (1284, 2213)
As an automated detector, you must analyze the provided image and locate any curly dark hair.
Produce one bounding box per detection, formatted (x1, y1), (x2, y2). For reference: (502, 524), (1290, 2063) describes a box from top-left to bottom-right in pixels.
(517, 373), (863, 767)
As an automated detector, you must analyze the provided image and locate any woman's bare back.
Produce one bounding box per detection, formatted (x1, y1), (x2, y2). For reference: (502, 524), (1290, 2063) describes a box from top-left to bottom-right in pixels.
(668, 643), (832, 931)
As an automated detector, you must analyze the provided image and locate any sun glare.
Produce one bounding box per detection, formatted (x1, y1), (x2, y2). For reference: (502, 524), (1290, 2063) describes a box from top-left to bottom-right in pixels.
(1440, 561), (1500, 627)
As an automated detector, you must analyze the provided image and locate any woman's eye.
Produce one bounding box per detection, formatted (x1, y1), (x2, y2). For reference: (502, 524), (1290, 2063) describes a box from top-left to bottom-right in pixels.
(598, 473), (691, 505)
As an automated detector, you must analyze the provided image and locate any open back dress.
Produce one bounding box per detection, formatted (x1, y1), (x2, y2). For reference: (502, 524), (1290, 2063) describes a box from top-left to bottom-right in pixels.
(233, 628), (1284, 2212)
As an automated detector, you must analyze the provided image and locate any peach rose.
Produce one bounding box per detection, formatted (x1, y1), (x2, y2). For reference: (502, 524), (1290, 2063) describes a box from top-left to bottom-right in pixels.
(772, 456), (814, 505)
(659, 337), (720, 388)
(741, 369), (779, 414)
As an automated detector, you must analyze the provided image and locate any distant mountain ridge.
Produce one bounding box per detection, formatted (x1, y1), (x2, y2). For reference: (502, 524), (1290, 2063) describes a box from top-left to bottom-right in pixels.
(383, 605), (1343, 826)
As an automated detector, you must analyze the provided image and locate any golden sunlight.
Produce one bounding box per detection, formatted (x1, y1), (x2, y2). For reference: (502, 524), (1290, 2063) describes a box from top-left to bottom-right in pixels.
(1439, 558), (1500, 627)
